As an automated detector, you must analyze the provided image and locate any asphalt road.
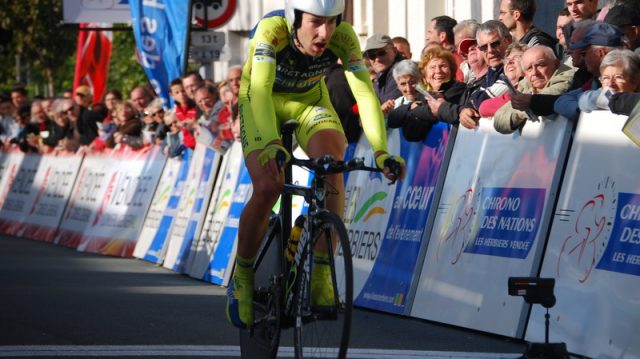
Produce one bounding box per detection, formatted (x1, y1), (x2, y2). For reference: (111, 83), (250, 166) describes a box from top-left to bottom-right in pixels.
(0, 234), (527, 358)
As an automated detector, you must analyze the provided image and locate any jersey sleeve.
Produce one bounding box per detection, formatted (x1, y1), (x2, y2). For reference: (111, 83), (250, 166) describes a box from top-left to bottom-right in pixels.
(245, 17), (289, 146)
(334, 24), (388, 154)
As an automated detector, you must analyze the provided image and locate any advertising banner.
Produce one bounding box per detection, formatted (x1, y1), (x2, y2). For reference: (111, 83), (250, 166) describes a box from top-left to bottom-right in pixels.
(133, 155), (184, 259)
(203, 153), (253, 286)
(163, 145), (219, 272)
(187, 142), (242, 280)
(55, 151), (119, 248)
(530, 112), (640, 358)
(63, 0), (131, 23)
(20, 154), (84, 242)
(69, 147), (165, 257)
(0, 152), (40, 236)
(129, 0), (189, 108)
(0, 151), (24, 229)
(411, 116), (572, 338)
(138, 149), (191, 264)
(342, 124), (451, 314)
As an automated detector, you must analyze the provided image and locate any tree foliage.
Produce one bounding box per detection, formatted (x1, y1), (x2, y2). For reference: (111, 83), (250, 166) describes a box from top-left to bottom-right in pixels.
(107, 27), (149, 100)
(0, 1), (149, 100)
(0, 0), (77, 96)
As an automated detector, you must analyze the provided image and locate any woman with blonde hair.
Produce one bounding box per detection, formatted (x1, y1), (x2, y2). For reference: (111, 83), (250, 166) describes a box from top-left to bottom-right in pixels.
(388, 47), (466, 141)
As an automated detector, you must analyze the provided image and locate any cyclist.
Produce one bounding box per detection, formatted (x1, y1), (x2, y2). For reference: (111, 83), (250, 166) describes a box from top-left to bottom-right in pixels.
(227, 0), (406, 329)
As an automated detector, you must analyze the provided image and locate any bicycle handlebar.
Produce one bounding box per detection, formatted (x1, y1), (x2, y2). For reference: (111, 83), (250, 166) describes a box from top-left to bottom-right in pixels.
(291, 155), (403, 184)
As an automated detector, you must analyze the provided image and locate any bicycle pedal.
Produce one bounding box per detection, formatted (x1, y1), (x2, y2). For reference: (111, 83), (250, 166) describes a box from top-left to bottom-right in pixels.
(310, 305), (338, 319)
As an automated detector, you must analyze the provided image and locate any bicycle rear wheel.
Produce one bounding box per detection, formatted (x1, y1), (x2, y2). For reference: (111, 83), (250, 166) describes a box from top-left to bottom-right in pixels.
(240, 216), (283, 358)
(293, 211), (353, 359)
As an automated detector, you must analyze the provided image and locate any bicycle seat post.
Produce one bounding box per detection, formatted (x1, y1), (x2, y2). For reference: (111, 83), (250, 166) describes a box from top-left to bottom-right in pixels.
(280, 120), (297, 184)
(279, 120), (298, 247)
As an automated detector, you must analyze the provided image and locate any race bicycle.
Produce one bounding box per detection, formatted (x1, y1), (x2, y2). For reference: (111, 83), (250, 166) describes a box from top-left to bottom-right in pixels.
(239, 120), (400, 358)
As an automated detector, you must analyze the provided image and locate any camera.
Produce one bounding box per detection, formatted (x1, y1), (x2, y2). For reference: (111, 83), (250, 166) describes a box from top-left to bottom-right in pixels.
(508, 277), (555, 308)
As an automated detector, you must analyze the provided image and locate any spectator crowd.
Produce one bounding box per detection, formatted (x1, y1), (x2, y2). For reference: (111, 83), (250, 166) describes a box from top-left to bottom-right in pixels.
(0, 68), (240, 157)
(2, 0), (640, 155)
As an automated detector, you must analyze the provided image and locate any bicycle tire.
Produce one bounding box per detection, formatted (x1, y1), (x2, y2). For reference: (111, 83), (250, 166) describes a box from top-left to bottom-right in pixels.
(293, 211), (353, 359)
(240, 217), (283, 359)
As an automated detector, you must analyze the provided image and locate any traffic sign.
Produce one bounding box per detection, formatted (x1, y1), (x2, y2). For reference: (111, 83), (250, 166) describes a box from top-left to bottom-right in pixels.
(190, 47), (223, 63)
(190, 31), (225, 63)
(191, 31), (226, 48)
(192, 0), (237, 29)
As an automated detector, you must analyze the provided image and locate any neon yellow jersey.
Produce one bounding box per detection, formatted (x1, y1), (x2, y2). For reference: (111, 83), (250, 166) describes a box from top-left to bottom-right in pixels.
(239, 12), (387, 156)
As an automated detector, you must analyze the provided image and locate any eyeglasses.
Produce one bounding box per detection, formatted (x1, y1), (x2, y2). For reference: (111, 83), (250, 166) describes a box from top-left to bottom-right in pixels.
(599, 74), (628, 84)
(144, 109), (164, 117)
(478, 40), (502, 52)
(397, 79), (418, 87)
(505, 55), (522, 64)
(364, 49), (388, 60)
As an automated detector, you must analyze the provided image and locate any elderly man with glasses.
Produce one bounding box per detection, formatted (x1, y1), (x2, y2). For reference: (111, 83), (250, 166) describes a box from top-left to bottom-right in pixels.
(455, 20), (513, 129)
(363, 33), (404, 115)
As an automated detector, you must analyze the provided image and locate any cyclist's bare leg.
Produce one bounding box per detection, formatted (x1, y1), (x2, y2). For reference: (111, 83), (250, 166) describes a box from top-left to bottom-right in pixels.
(304, 129), (347, 306)
(227, 149), (283, 329)
(304, 129), (347, 252)
(238, 150), (284, 259)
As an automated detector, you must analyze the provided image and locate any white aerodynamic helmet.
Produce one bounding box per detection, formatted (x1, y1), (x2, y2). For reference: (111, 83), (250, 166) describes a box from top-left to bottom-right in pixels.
(285, 0), (345, 28)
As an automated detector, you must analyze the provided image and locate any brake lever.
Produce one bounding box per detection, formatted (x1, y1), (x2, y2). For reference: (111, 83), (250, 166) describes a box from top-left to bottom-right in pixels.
(275, 150), (288, 171)
(384, 157), (402, 185)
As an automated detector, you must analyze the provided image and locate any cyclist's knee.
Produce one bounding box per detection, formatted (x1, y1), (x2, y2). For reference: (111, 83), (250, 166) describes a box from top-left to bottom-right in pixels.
(251, 179), (282, 206)
(305, 129), (346, 161)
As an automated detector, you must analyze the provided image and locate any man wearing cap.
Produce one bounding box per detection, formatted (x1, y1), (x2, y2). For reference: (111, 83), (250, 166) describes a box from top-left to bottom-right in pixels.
(74, 85), (92, 108)
(454, 19), (487, 84)
(512, 19), (596, 117)
(554, 22), (624, 121)
(364, 33), (404, 115)
(604, 3), (640, 54)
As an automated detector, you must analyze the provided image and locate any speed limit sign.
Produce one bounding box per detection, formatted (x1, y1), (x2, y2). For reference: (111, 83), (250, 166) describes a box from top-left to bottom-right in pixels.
(192, 0), (237, 29)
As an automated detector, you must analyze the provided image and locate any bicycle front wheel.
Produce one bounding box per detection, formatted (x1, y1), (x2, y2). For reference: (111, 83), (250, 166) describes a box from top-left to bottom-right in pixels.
(293, 211), (353, 359)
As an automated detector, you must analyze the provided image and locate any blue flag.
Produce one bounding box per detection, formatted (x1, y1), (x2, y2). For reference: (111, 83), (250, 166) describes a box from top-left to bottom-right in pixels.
(129, 0), (189, 108)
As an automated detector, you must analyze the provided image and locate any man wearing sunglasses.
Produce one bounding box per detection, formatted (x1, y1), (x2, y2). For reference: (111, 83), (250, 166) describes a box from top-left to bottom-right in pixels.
(468, 20), (513, 110)
(363, 33), (404, 114)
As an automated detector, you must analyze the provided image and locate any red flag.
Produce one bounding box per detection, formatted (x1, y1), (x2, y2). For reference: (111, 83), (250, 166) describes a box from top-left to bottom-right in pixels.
(73, 23), (113, 104)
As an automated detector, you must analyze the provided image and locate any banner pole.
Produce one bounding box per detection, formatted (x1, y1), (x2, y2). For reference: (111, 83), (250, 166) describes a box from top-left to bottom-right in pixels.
(183, 0), (194, 76)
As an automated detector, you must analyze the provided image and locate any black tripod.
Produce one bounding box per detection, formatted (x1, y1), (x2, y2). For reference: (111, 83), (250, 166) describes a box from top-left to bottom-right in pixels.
(521, 306), (569, 359)
(508, 277), (571, 359)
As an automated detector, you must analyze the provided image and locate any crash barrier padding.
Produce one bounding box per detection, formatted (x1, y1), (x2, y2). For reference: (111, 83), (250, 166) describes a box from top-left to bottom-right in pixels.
(529, 111), (640, 359)
(161, 144), (221, 273)
(56, 147), (165, 257)
(1, 110), (639, 359)
(342, 122), (454, 315)
(410, 115), (573, 338)
(0, 150), (83, 242)
(134, 150), (190, 263)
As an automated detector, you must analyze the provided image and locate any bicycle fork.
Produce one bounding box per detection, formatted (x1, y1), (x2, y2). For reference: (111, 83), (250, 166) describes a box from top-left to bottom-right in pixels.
(284, 216), (312, 316)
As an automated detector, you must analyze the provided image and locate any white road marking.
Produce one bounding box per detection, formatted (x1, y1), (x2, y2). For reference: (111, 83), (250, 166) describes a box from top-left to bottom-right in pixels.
(0, 345), (522, 358)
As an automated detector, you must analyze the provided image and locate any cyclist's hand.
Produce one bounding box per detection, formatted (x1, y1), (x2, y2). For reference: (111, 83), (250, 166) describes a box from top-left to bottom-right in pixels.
(258, 142), (290, 178)
(375, 151), (406, 183)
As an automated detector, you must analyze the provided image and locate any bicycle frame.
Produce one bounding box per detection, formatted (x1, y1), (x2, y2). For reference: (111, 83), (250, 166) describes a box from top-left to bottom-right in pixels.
(252, 121), (328, 317)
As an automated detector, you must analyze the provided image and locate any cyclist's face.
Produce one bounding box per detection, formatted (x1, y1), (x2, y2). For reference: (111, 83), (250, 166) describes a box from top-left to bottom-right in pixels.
(296, 12), (337, 57)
